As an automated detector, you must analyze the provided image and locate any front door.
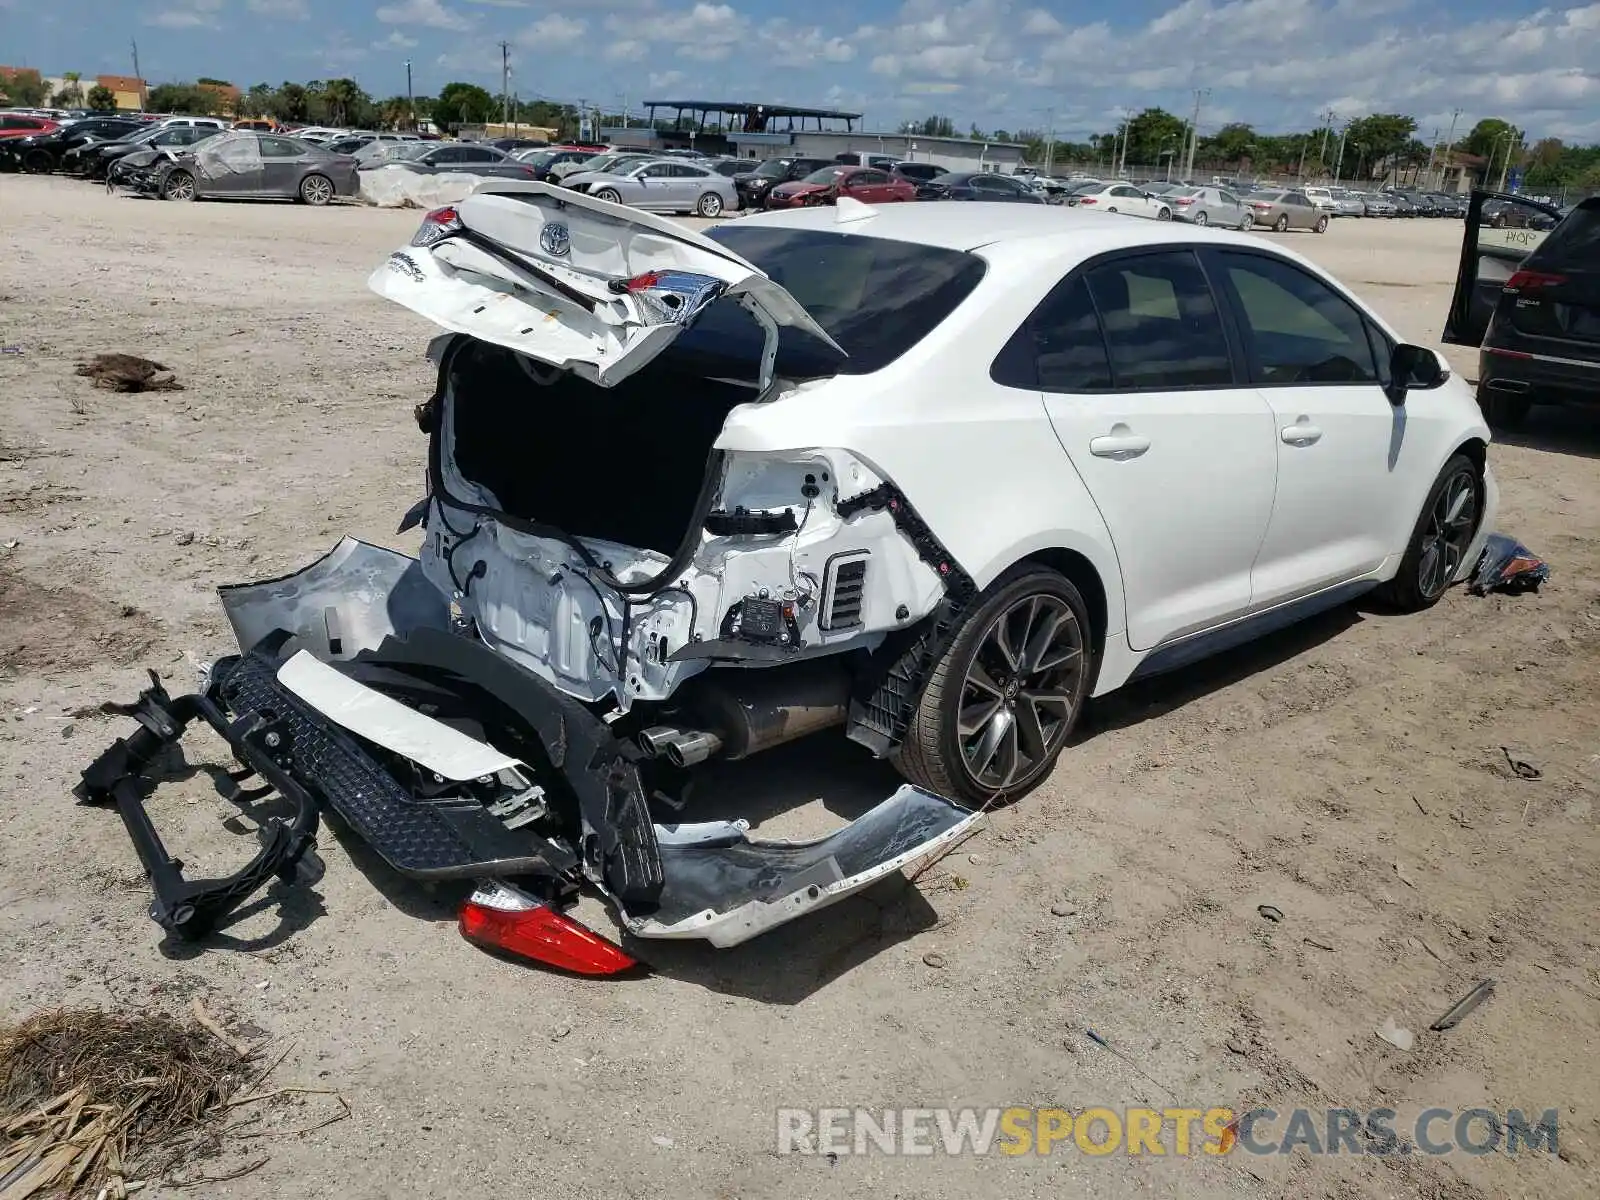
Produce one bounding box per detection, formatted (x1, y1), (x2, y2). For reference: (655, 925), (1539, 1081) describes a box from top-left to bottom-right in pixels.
(997, 248), (1277, 650)
(1205, 247), (1408, 604)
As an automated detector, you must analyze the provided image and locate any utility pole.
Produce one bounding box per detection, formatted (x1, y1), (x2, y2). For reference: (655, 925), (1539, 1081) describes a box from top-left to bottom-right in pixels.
(1184, 88), (1208, 181)
(131, 39), (143, 110)
(1296, 134), (1308, 180)
(1334, 123), (1349, 184)
(1318, 109), (1335, 174)
(1441, 107), (1461, 188)
(1496, 129), (1519, 191)
(405, 59), (414, 131)
(1043, 107), (1055, 175)
(499, 40), (511, 131)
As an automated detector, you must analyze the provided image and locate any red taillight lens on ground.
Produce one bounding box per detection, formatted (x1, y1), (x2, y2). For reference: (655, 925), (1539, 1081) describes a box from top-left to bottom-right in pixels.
(410, 205), (462, 248)
(1505, 269), (1567, 291)
(459, 882), (638, 976)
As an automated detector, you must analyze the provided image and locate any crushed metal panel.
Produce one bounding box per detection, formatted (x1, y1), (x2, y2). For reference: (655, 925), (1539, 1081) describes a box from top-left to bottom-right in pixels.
(625, 786), (982, 947)
(217, 537), (450, 660)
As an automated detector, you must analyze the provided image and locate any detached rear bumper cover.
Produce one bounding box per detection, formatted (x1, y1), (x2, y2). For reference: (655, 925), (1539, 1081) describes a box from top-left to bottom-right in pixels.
(78, 538), (978, 949)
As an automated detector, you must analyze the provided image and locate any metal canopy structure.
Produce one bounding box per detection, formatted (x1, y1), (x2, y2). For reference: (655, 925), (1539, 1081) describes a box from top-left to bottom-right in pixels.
(642, 100), (862, 134)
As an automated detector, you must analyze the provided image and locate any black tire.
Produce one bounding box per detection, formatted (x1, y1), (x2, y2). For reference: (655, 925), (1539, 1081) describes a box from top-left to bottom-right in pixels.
(23, 148), (54, 174)
(592, 187), (621, 204)
(1375, 454), (1484, 613)
(1193, 210), (1209, 226)
(161, 170), (196, 202)
(695, 191), (723, 217)
(1275, 213), (1289, 232)
(894, 565), (1095, 806)
(1314, 215), (1329, 233)
(1480, 390), (1531, 430)
(1156, 206), (1171, 221)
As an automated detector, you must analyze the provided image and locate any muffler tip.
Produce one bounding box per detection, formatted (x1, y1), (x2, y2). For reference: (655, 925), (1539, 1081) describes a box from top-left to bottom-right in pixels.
(664, 730), (724, 769)
(638, 726), (680, 758)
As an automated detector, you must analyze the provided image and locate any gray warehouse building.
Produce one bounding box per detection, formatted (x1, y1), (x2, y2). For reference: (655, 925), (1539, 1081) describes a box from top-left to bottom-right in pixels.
(601, 100), (1027, 173)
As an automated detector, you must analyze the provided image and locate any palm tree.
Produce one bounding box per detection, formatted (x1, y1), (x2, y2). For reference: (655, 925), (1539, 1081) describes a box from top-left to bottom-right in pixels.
(53, 71), (85, 107)
(322, 78), (360, 128)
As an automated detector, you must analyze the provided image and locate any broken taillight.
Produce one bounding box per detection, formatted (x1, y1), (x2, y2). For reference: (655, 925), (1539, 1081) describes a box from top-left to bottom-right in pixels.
(1505, 268), (1567, 291)
(411, 205), (463, 248)
(458, 882), (639, 976)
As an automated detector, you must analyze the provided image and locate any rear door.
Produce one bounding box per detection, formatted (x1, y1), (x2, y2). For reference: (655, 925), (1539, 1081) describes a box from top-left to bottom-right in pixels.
(1443, 191), (1568, 345)
(998, 248), (1277, 649)
(258, 135), (309, 195)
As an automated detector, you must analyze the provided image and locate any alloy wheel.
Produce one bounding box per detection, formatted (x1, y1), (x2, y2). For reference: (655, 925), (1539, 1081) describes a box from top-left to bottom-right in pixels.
(1275, 214), (1289, 232)
(1417, 468), (1479, 600)
(957, 594), (1085, 793)
(697, 192), (723, 217)
(164, 173), (195, 201)
(301, 175), (333, 205)
(1194, 211), (1208, 226)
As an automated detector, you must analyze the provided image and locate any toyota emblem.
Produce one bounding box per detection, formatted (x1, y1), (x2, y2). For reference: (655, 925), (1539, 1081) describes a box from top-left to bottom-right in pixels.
(540, 222), (571, 257)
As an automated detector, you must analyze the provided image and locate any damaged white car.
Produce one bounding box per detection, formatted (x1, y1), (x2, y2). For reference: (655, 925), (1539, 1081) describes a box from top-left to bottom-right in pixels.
(80, 183), (1496, 973)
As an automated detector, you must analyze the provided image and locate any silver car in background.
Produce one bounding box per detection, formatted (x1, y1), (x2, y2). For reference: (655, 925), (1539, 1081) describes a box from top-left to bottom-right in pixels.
(1244, 189), (1330, 233)
(561, 157), (739, 217)
(1327, 187), (1367, 217)
(1358, 192), (1397, 217)
(1167, 185), (1253, 228)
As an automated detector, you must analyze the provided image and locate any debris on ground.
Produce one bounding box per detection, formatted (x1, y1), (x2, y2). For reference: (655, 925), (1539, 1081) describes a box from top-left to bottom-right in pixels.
(1501, 747), (1542, 780)
(921, 952), (948, 969)
(1430, 979), (1495, 1032)
(1375, 1017), (1415, 1051)
(0, 1006), (246, 1197)
(1469, 534), (1550, 596)
(73, 355), (183, 394)
(1256, 904), (1284, 923)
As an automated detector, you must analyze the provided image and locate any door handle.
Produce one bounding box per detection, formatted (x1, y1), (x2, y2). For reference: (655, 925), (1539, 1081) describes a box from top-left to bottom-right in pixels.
(1089, 430), (1151, 459)
(1281, 421), (1323, 446)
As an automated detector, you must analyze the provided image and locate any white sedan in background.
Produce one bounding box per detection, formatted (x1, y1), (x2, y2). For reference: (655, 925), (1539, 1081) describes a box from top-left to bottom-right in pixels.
(1062, 181), (1174, 220)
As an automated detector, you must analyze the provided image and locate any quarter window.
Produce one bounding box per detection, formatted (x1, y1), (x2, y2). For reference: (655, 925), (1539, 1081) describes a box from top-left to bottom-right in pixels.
(1218, 251), (1380, 385)
(1084, 251), (1234, 389)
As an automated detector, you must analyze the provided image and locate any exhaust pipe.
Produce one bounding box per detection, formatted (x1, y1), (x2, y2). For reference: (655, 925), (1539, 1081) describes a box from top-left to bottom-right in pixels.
(643, 659), (851, 767)
(662, 730), (724, 769)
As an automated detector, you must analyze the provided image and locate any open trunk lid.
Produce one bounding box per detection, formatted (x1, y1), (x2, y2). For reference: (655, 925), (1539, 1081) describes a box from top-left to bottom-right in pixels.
(368, 180), (842, 387)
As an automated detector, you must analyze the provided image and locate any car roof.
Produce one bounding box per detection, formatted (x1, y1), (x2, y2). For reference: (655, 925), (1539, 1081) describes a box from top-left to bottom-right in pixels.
(733, 200), (1280, 256)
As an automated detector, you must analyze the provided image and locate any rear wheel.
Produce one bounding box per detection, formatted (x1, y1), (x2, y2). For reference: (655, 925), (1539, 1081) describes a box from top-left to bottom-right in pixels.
(1194, 210), (1209, 226)
(1275, 213), (1289, 232)
(695, 191), (723, 217)
(894, 566), (1095, 806)
(1375, 454), (1484, 612)
(1480, 390), (1531, 430)
(299, 173), (334, 206)
(162, 170), (196, 202)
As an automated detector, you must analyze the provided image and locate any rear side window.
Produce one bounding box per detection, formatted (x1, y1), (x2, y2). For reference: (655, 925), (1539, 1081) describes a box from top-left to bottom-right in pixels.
(1085, 252), (1234, 389)
(993, 276), (1113, 391)
(1217, 251), (1379, 385)
(1528, 199), (1600, 269)
(686, 225), (987, 376)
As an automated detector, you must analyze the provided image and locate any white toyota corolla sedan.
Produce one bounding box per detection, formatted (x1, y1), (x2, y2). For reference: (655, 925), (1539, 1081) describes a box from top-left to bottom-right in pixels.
(92, 184), (1497, 957)
(357, 185), (1497, 809)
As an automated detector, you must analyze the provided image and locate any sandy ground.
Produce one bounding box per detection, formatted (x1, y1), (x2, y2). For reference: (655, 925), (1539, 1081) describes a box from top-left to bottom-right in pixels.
(1, 177), (1597, 1199)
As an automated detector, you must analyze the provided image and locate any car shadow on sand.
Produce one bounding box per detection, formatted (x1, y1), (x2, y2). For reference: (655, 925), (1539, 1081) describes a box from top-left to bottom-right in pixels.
(1491, 405), (1600, 461)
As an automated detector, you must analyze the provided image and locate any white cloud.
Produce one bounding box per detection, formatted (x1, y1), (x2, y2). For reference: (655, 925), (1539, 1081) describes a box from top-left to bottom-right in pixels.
(247, 0), (309, 17)
(756, 19), (856, 66)
(375, 0), (472, 31)
(516, 14), (587, 47)
(144, 0), (222, 29)
(648, 70), (687, 89)
(374, 29), (419, 48)
(604, 39), (651, 61)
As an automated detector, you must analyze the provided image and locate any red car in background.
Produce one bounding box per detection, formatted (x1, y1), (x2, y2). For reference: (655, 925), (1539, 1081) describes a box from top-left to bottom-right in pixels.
(0, 113), (59, 140)
(765, 164), (917, 208)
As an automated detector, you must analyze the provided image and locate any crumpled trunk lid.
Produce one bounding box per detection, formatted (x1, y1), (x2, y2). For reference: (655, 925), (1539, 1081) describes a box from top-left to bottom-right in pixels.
(369, 180), (842, 387)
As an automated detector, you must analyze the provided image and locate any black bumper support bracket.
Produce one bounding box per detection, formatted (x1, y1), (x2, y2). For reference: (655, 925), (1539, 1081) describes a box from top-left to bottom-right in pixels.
(76, 664), (325, 940)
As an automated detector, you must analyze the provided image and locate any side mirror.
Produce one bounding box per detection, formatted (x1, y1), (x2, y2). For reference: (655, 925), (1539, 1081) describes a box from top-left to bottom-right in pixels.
(1387, 343), (1448, 405)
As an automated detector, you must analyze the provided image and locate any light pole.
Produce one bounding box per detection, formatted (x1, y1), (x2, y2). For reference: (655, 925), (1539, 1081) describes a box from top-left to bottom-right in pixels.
(405, 59), (414, 131)
(1333, 123), (1349, 185)
(1495, 129), (1520, 191)
(1490, 129), (1514, 191)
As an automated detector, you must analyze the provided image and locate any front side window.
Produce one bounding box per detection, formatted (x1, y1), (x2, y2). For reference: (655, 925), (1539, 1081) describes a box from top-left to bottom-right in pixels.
(1218, 251), (1380, 385)
(1084, 251), (1234, 389)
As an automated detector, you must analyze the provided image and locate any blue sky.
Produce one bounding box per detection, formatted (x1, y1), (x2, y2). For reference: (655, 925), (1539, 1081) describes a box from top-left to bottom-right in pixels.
(5, 0), (1599, 141)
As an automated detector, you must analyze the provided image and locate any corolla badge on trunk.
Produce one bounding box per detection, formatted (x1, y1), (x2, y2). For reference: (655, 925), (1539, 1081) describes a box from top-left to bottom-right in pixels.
(539, 222), (571, 257)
